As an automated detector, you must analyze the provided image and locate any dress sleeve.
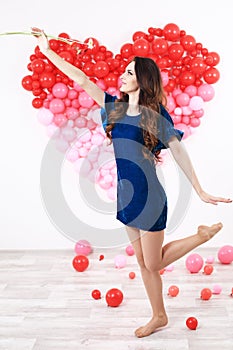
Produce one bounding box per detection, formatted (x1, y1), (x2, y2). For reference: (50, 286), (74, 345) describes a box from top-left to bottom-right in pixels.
(152, 105), (184, 152)
(100, 92), (118, 132)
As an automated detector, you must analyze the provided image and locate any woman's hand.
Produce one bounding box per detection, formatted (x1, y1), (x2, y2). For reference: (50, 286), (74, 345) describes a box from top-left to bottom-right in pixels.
(31, 27), (49, 53)
(199, 190), (232, 205)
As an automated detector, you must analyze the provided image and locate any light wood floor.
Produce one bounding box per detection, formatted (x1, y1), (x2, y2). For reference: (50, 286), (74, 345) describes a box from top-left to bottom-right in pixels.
(0, 247), (232, 350)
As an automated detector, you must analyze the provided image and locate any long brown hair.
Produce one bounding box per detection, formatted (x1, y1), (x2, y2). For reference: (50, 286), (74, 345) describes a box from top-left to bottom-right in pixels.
(105, 56), (167, 162)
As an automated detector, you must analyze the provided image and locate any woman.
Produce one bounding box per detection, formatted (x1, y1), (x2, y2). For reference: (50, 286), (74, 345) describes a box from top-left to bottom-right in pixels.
(32, 28), (232, 338)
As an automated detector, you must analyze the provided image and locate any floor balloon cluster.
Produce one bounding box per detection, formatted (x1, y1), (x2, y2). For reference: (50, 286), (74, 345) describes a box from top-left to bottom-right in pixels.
(20, 23), (220, 200)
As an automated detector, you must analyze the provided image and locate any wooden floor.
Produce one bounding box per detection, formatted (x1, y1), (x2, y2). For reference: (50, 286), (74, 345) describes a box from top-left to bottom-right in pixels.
(0, 247), (232, 350)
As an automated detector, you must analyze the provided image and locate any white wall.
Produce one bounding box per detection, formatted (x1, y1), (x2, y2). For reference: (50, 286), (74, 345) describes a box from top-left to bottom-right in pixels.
(0, 0), (232, 249)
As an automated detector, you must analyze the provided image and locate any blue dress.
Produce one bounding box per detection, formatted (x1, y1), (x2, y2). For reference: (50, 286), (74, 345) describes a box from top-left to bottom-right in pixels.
(101, 92), (184, 232)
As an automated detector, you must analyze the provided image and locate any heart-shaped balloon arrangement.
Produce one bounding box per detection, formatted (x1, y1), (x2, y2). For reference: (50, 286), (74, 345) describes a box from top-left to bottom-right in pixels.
(22, 23), (220, 200)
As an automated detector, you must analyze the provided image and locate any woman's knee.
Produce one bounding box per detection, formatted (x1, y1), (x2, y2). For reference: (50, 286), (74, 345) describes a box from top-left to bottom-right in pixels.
(144, 259), (161, 272)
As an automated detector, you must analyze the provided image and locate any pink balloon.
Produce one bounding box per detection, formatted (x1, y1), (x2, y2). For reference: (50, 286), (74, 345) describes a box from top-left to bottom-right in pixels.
(206, 255), (214, 264)
(79, 91), (94, 108)
(174, 123), (191, 139)
(107, 186), (117, 200)
(66, 107), (79, 120)
(190, 117), (201, 127)
(161, 71), (169, 87)
(52, 83), (68, 98)
(66, 148), (79, 162)
(217, 245), (233, 264)
(71, 99), (80, 109)
(75, 117), (87, 128)
(197, 84), (215, 101)
(184, 85), (197, 97)
(46, 123), (60, 138)
(212, 284), (222, 295)
(64, 98), (71, 107)
(37, 107), (54, 125)
(174, 107), (182, 115)
(182, 106), (192, 115)
(73, 82), (83, 92)
(167, 95), (176, 112)
(193, 109), (204, 118)
(176, 93), (190, 107)
(62, 127), (77, 142)
(173, 115), (182, 124)
(165, 264), (174, 272)
(172, 88), (182, 98)
(185, 253), (204, 273)
(91, 133), (104, 145)
(98, 177), (112, 189)
(125, 245), (135, 256)
(189, 96), (204, 111)
(114, 254), (127, 268)
(49, 98), (65, 114)
(74, 239), (92, 255)
(74, 157), (92, 176)
(96, 79), (106, 90)
(68, 89), (78, 100)
(53, 113), (67, 127)
(55, 138), (70, 153)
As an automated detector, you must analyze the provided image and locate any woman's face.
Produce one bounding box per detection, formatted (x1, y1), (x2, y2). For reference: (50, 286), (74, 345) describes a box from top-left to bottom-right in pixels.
(119, 61), (139, 94)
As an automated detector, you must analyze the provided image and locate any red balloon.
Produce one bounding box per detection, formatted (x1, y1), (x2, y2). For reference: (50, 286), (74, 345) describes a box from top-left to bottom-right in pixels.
(91, 289), (101, 300)
(179, 71), (195, 86)
(84, 37), (99, 54)
(168, 285), (179, 297)
(22, 75), (33, 91)
(93, 61), (110, 78)
(31, 59), (45, 74)
(200, 288), (212, 300)
(132, 31), (147, 41)
(94, 52), (106, 62)
(190, 57), (207, 75)
(105, 288), (123, 307)
(32, 97), (43, 109)
(180, 35), (196, 51)
(163, 23), (180, 42)
(39, 72), (56, 89)
(152, 38), (168, 55)
(59, 51), (74, 64)
(186, 317), (198, 330)
(72, 255), (89, 272)
(203, 67), (220, 84)
(203, 264), (214, 275)
(120, 43), (133, 59)
(104, 72), (118, 87)
(83, 62), (94, 76)
(205, 52), (220, 66)
(168, 44), (184, 61)
(132, 38), (150, 56)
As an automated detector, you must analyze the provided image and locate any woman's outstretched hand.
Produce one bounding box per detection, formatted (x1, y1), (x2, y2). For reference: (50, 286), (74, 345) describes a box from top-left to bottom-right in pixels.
(199, 190), (232, 205)
(31, 27), (49, 53)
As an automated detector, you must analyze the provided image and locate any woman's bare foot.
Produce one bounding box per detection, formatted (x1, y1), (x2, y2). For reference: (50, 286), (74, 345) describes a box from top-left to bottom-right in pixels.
(135, 314), (168, 338)
(197, 222), (223, 242)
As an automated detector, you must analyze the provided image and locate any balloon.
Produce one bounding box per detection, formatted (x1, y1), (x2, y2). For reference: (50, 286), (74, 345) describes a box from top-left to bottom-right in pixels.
(163, 23), (180, 42)
(189, 96), (204, 111)
(203, 264), (214, 275)
(52, 82), (68, 98)
(190, 57), (207, 75)
(203, 67), (220, 84)
(200, 288), (212, 300)
(197, 84), (215, 101)
(168, 44), (184, 61)
(93, 61), (110, 78)
(179, 71), (195, 86)
(184, 85), (197, 97)
(180, 35), (196, 51)
(205, 255), (214, 264)
(168, 285), (179, 297)
(72, 255), (89, 272)
(186, 317), (198, 330)
(217, 245), (233, 264)
(92, 289), (101, 300)
(22, 75), (33, 91)
(152, 38), (168, 55)
(114, 254), (127, 268)
(31, 58), (45, 74)
(49, 98), (65, 114)
(39, 72), (56, 88)
(185, 253), (204, 273)
(32, 98), (43, 109)
(105, 288), (124, 307)
(212, 284), (222, 294)
(176, 93), (190, 107)
(125, 245), (135, 256)
(78, 91), (94, 108)
(120, 43), (133, 58)
(37, 107), (54, 125)
(129, 272), (136, 279)
(74, 239), (93, 256)
(132, 38), (150, 56)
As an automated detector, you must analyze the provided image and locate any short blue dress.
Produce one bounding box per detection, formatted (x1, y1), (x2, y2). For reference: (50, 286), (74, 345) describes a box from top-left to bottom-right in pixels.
(101, 92), (184, 232)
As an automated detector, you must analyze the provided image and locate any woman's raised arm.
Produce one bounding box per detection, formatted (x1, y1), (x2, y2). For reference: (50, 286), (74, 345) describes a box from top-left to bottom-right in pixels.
(31, 27), (105, 107)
